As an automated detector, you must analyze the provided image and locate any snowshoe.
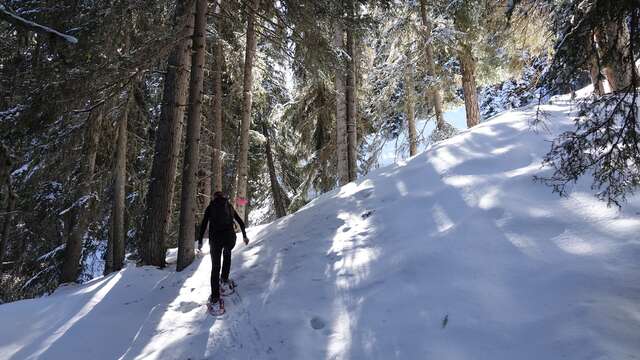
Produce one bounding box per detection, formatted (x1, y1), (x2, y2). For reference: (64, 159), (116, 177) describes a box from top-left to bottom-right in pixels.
(206, 297), (225, 316)
(220, 279), (237, 296)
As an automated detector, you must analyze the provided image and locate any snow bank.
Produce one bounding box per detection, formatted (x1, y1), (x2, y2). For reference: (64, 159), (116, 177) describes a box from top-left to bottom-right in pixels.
(1, 98), (639, 359)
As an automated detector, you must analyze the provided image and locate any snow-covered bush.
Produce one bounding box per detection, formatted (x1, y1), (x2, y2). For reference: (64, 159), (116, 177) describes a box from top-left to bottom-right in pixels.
(479, 55), (548, 120)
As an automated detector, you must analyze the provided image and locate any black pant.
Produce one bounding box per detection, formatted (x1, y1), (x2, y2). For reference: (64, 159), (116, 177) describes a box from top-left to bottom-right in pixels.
(210, 231), (236, 299)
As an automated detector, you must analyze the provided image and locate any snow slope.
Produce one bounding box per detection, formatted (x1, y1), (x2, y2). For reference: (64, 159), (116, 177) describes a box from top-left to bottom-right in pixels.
(2, 97), (640, 360)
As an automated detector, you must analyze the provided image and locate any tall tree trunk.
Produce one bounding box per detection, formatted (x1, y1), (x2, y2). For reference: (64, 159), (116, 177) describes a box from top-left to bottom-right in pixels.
(588, 33), (605, 96)
(177, 0), (207, 272)
(139, 2), (195, 268)
(458, 41), (481, 128)
(419, 0), (445, 130)
(0, 145), (9, 192)
(198, 166), (210, 213)
(106, 91), (130, 275)
(589, 55), (605, 95)
(334, 23), (349, 186)
(597, 18), (638, 91)
(346, 19), (358, 182)
(405, 61), (417, 156)
(211, 1), (224, 194)
(60, 110), (103, 283)
(235, 0), (260, 220)
(262, 122), (287, 218)
(0, 184), (15, 267)
(0, 145), (12, 267)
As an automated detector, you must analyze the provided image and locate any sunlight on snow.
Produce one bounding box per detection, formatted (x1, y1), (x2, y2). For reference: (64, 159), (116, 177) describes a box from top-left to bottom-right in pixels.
(443, 174), (477, 187)
(428, 146), (462, 173)
(491, 144), (517, 155)
(329, 211), (379, 290)
(326, 298), (355, 360)
(395, 181), (408, 197)
(553, 230), (601, 255)
(131, 259), (210, 360)
(477, 186), (501, 209)
(504, 232), (542, 259)
(432, 204), (454, 233)
(264, 252), (284, 305)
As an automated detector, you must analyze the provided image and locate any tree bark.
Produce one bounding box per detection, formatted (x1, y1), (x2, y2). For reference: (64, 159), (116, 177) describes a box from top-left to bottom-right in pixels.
(0, 184), (15, 267)
(60, 110), (103, 283)
(140, 1), (195, 268)
(262, 122), (287, 218)
(198, 164), (210, 214)
(589, 56), (605, 95)
(235, 0), (260, 220)
(419, 0), (445, 130)
(588, 33), (605, 96)
(458, 41), (481, 128)
(177, 0), (207, 272)
(346, 19), (358, 182)
(597, 18), (638, 91)
(405, 61), (417, 156)
(106, 92), (130, 275)
(211, 1), (224, 194)
(334, 23), (349, 186)
(0, 145), (9, 192)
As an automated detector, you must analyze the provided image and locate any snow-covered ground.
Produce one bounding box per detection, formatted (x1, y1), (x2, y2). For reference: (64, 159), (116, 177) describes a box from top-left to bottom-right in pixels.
(2, 96), (640, 359)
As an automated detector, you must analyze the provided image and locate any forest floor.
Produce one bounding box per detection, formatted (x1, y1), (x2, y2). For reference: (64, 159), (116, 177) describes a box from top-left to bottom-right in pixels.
(1, 91), (640, 359)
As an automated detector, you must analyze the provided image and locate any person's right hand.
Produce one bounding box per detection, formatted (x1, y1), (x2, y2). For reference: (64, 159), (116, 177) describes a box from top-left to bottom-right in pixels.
(243, 237), (249, 245)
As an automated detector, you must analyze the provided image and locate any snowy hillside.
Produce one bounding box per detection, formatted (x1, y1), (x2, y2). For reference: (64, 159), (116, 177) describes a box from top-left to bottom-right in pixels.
(1, 97), (640, 360)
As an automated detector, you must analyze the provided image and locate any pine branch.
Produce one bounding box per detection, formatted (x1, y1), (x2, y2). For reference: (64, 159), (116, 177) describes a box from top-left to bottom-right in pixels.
(0, 4), (78, 44)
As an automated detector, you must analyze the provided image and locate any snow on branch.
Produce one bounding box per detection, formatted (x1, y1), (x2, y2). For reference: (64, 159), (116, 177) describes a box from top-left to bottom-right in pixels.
(0, 4), (78, 44)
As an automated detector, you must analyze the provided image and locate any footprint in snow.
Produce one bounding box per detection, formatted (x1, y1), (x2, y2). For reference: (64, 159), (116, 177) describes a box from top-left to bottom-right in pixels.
(361, 210), (375, 219)
(310, 316), (326, 330)
(175, 301), (200, 313)
(354, 188), (374, 200)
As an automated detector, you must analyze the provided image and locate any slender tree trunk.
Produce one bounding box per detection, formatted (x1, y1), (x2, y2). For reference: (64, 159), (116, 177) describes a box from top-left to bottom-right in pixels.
(0, 184), (15, 267)
(177, 0), (207, 272)
(458, 41), (481, 128)
(346, 19), (358, 182)
(599, 18), (638, 91)
(0, 145), (11, 267)
(589, 55), (605, 95)
(334, 23), (349, 186)
(0, 145), (9, 194)
(198, 166), (210, 213)
(262, 123), (287, 218)
(60, 110), (103, 283)
(405, 61), (417, 156)
(588, 33), (605, 96)
(419, 0), (445, 130)
(106, 92), (130, 275)
(211, 1), (224, 194)
(113, 92), (129, 271)
(140, 2), (195, 268)
(105, 226), (113, 274)
(235, 0), (260, 220)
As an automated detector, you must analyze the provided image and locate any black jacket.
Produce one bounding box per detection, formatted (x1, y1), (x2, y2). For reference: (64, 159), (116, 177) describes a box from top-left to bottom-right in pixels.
(198, 199), (247, 247)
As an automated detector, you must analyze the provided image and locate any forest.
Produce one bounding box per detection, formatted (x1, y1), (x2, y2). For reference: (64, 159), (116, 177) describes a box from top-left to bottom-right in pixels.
(0, 0), (638, 306)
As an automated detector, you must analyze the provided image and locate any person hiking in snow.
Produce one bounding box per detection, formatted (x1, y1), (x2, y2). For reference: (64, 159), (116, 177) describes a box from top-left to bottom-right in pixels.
(197, 191), (249, 311)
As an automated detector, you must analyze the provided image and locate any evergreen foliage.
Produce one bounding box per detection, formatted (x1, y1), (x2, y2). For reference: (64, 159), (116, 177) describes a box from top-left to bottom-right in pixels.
(0, 0), (635, 302)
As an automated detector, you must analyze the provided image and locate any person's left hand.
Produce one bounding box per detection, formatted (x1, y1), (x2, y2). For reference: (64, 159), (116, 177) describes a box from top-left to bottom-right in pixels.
(243, 237), (249, 245)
